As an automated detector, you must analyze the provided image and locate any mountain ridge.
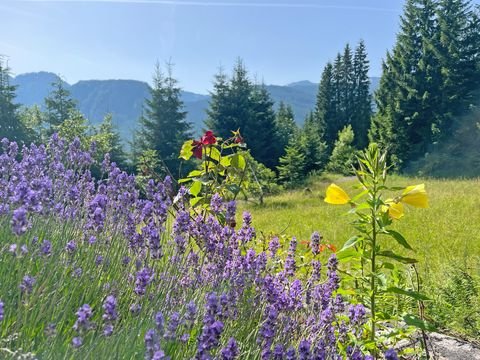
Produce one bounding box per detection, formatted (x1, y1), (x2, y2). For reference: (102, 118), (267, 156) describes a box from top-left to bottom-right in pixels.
(11, 72), (380, 141)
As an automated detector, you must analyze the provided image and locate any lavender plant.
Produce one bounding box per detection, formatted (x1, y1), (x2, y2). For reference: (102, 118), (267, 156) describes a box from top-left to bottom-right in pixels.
(0, 135), (398, 359)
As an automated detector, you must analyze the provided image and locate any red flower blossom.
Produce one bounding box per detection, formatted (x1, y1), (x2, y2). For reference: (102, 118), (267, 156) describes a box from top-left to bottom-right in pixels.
(192, 140), (203, 159)
(201, 130), (217, 145)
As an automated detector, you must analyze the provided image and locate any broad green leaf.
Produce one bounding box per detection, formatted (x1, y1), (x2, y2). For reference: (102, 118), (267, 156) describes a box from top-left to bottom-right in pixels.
(386, 230), (413, 250)
(189, 196), (204, 207)
(220, 156), (230, 167)
(403, 314), (436, 331)
(377, 250), (417, 264)
(386, 287), (430, 301)
(189, 181), (202, 197)
(340, 236), (361, 252)
(187, 170), (203, 178)
(231, 154), (246, 170)
(179, 140), (194, 160)
(337, 247), (359, 261)
(207, 147), (221, 162)
(227, 184), (241, 195)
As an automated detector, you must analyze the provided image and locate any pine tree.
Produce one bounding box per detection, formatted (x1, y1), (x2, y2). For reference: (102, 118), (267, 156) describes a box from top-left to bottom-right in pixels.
(299, 112), (328, 174)
(352, 40), (372, 149)
(339, 44), (355, 128)
(44, 77), (77, 134)
(0, 57), (29, 144)
(275, 101), (297, 154)
(95, 114), (127, 168)
(277, 141), (306, 188)
(205, 59), (281, 168)
(314, 62), (336, 147)
(327, 125), (356, 175)
(136, 63), (192, 177)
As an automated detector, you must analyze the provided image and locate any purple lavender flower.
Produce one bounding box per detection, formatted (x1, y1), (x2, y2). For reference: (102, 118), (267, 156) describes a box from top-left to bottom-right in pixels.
(134, 267), (154, 296)
(96, 255), (104, 266)
(102, 295), (118, 322)
(20, 245), (28, 255)
(225, 201), (236, 226)
(384, 349), (398, 360)
(220, 337), (239, 360)
(130, 303), (142, 315)
(0, 301), (4, 321)
(310, 231), (321, 256)
(298, 340), (311, 360)
(72, 337), (83, 348)
(273, 344), (285, 360)
(11, 207), (28, 235)
(103, 324), (114, 337)
(145, 329), (159, 359)
(210, 193), (223, 214)
(65, 240), (77, 253)
(164, 312), (181, 340)
(73, 304), (93, 331)
(185, 301), (197, 324)
(285, 347), (297, 360)
(8, 244), (17, 255)
(19, 275), (35, 294)
(269, 237), (280, 257)
(41, 240), (52, 256)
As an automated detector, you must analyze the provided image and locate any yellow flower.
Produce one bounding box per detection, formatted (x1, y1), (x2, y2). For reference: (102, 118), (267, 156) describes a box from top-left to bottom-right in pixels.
(381, 199), (404, 220)
(401, 184), (428, 208)
(324, 184), (351, 205)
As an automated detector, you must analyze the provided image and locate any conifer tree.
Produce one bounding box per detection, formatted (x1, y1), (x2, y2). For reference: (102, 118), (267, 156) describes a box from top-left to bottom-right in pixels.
(299, 112), (328, 174)
(44, 77), (77, 134)
(136, 63), (191, 177)
(352, 40), (372, 149)
(0, 57), (29, 144)
(277, 141), (306, 188)
(275, 101), (297, 154)
(314, 62), (335, 147)
(326, 125), (356, 175)
(205, 59), (281, 168)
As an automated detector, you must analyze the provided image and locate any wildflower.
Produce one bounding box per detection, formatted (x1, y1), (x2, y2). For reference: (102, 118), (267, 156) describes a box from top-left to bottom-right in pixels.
(65, 240), (77, 253)
(201, 130), (217, 145)
(41, 240), (52, 256)
(11, 207), (28, 235)
(102, 295), (118, 322)
(401, 184), (428, 208)
(135, 267), (154, 295)
(380, 198), (404, 220)
(220, 337), (239, 360)
(72, 337), (83, 348)
(20, 275), (35, 294)
(324, 184), (351, 205)
(384, 348), (399, 360)
(0, 301), (4, 321)
(73, 304), (93, 331)
(310, 231), (322, 256)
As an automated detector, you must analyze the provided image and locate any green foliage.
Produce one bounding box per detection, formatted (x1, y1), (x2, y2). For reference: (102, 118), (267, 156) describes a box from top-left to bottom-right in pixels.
(277, 142), (306, 188)
(0, 56), (30, 144)
(298, 112), (328, 174)
(92, 114), (127, 168)
(205, 59), (281, 169)
(44, 77), (77, 134)
(178, 130), (249, 216)
(275, 101), (298, 155)
(326, 125), (356, 175)
(326, 144), (430, 350)
(371, 0), (480, 168)
(314, 41), (371, 152)
(135, 63), (192, 178)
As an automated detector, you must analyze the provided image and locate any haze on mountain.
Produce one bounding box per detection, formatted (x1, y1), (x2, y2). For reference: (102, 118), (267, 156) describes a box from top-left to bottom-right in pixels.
(10, 71), (380, 140)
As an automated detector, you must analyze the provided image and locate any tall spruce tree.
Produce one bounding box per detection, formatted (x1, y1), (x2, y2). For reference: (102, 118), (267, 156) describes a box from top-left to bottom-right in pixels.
(205, 59), (281, 168)
(275, 101), (298, 154)
(0, 57), (29, 144)
(352, 40), (372, 149)
(315, 62), (335, 147)
(44, 77), (77, 134)
(136, 63), (191, 176)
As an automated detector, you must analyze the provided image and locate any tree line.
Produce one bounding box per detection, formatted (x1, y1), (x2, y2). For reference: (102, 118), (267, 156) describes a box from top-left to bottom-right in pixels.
(1, 0), (479, 185)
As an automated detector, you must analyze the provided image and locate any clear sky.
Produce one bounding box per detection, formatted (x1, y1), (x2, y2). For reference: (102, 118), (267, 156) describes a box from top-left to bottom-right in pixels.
(0, 0), (464, 94)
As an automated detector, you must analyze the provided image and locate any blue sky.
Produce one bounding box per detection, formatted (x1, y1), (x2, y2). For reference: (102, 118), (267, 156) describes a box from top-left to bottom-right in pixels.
(0, 0), (463, 93)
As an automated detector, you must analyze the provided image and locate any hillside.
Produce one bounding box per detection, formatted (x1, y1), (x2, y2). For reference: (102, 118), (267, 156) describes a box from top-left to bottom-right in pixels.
(11, 72), (380, 141)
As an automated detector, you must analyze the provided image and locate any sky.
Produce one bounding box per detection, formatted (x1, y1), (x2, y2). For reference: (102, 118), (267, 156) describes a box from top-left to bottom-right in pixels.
(0, 0), (455, 93)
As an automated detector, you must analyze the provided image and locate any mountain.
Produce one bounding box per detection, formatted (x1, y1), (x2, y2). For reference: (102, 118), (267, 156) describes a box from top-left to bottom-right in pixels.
(11, 72), (380, 142)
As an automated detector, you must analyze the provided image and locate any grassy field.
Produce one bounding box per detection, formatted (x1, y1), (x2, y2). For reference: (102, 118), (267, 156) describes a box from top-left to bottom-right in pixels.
(240, 175), (480, 337)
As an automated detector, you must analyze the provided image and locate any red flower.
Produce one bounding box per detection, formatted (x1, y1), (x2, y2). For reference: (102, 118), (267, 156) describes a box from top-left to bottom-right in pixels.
(192, 140), (203, 159)
(201, 130), (217, 145)
(234, 134), (244, 144)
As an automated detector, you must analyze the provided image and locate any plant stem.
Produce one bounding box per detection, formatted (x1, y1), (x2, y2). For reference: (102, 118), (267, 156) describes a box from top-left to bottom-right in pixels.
(370, 180), (378, 351)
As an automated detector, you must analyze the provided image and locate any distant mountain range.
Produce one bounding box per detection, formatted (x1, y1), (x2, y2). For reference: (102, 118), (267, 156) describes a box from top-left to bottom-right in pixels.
(11, 72), (380, 142)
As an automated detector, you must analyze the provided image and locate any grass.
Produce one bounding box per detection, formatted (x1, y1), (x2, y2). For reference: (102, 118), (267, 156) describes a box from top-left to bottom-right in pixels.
(239, 174), (480, 337)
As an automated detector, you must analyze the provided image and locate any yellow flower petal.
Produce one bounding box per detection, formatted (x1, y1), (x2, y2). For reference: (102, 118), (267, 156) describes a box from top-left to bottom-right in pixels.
(401, 184), (428, 208)
(382, 199), (404, 220)
(324, 184), (351, 205)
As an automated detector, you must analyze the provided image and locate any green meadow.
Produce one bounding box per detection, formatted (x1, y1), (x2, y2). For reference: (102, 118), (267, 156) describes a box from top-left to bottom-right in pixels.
(241, 175), (480, 338)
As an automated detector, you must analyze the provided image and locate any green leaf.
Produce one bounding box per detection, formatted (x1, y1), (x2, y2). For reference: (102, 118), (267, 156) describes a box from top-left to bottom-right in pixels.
(187, 170), (203, 178)
(337, 247), (359, 261)
(178, 178), (192, 184)
(220, 156), (230, 167)
(226, 184), (241, 195)
(403, 314), (436, 331)
(385, 230), (413, 250)
(207, 147), (221, 162)
(340, 236), (361, 252)
(377, 250), (418, 264)
(189, 196), (204, 207)
(179, 140), (194, 160)
(231, 154), (246, 170)
(386, 287), (430, 301)
(189, 181), (202, 197)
